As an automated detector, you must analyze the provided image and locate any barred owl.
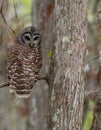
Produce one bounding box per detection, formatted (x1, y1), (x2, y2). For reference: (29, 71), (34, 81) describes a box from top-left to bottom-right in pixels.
(7, 26), (42, 98)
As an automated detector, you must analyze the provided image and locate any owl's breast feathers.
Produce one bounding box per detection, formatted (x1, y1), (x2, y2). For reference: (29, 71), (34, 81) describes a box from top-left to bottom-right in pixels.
(7, 44), (42, 98)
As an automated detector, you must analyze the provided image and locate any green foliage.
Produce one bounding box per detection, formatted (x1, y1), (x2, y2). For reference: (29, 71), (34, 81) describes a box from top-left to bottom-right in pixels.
(18, 0), (31, 15)
(82, 100), (94, 130)
(9, 0), (31, 17)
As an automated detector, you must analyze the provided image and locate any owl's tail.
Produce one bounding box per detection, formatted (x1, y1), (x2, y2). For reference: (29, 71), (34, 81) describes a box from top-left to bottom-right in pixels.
(9, 85), (31, 98)
(15, 89), (31, 98)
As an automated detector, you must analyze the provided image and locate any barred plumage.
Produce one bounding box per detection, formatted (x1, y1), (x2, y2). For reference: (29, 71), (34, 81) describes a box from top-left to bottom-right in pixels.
(7, 26), (42, 98)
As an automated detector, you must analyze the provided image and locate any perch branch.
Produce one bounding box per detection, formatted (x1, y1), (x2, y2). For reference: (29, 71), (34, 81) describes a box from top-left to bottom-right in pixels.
(0, 82), (9, 88)
(38, 76), (49, 85)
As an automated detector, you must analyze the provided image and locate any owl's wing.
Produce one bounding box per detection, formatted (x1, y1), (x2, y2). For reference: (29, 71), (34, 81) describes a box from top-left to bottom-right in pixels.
(7, 45), (32, 98)
(7, 46), (20, 90)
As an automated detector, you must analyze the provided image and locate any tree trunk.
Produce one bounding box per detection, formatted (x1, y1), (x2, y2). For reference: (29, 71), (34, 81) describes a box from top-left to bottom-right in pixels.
(48, 0), (87, 130)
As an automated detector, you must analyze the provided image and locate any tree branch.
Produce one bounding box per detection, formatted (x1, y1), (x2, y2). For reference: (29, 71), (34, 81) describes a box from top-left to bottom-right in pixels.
(0, 82), (9, 88)
(84, 89), (101, 101)
(38, 76), (49, 85)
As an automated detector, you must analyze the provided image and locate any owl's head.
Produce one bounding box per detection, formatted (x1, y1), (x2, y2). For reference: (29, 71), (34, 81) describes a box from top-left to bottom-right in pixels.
(16, 26), (42, 48)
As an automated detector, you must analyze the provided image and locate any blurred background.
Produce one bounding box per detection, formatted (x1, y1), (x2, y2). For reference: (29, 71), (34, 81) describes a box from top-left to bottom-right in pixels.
(0, 0), (101, 130)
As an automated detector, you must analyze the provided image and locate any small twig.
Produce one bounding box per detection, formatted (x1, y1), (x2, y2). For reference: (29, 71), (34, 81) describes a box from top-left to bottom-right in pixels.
(13, 0), (20, 27)
(86, 54), (100, 64)
(0, 82), (9, 88)
(0, 30), (3, 45)
(84, 89), (101, 101)
(0, 0), (14, 34)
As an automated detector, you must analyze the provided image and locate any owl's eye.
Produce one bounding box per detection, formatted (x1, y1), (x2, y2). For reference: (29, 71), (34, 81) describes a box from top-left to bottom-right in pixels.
(22, 33), (31, 43)
(33, 34), (41, 44)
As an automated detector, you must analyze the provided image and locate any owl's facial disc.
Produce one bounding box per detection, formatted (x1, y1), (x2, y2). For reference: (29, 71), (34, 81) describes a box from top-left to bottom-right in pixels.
(21, 32), (41, 48)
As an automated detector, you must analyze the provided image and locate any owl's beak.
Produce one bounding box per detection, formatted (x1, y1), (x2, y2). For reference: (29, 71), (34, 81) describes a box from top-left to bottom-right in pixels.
(30, 42), (34, 47)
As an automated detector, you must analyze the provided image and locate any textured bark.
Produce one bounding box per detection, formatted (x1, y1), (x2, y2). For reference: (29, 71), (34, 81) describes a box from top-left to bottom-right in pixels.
(48, 0), (87, 130)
